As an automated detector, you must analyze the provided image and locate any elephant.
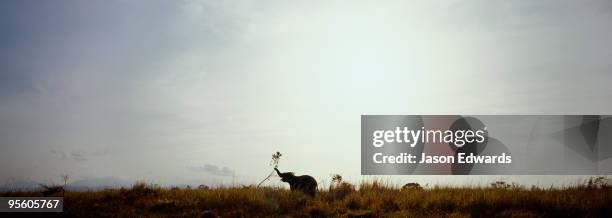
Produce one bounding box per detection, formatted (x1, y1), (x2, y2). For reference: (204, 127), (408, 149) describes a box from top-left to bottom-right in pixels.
(274, 167), (317, 197)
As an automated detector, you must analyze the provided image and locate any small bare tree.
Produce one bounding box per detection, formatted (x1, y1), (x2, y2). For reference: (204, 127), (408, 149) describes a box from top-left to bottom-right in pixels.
(257, 151), (281, 187)
(60, 174), (69, 196)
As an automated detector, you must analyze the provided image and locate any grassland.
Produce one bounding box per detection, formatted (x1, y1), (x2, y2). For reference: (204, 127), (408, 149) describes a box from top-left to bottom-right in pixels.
(2, 180), (612, 217)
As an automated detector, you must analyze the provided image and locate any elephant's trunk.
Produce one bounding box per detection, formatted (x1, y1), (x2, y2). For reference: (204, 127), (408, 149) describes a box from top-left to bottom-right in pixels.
(274, 167), (282, 176)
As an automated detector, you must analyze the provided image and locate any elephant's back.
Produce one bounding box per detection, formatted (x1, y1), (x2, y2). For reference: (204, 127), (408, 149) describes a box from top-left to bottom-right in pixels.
(298, 175), (317, 186)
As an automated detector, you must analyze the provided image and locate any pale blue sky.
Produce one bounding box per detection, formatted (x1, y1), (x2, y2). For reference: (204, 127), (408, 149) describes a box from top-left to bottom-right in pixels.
(1, 0), (611, 187)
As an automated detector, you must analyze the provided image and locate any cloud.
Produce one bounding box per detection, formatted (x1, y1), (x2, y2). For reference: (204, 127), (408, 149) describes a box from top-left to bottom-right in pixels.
(187, 164), (235, 177)
(49, 149), (68, 160)
(70, 152), (88, 162)
(50, 149), (88, 162)
(443, 0), (612, 30)
(0, 0), (257, 183)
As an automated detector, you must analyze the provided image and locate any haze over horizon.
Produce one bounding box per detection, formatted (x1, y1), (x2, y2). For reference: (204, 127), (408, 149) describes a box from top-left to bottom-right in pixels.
(1, 0), (612, 188)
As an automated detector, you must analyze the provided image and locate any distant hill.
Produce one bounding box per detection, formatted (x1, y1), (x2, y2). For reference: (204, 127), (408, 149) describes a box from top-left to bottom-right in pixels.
(0, 180), (41, 192)
(66, 177), (133, 191)
(0, 177), (133, 192)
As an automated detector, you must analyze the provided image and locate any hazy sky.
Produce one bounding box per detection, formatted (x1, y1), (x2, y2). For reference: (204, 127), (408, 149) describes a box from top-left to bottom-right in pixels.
(1, 0), (611, 187)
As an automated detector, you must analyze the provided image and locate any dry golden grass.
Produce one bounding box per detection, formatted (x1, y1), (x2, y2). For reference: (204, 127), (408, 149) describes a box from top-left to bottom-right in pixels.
(2, 180), (612, 217)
